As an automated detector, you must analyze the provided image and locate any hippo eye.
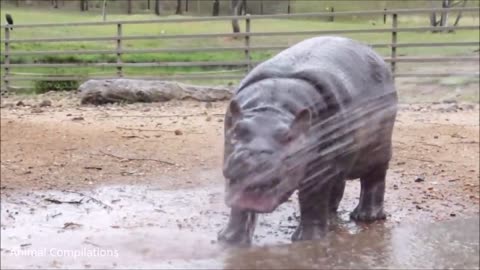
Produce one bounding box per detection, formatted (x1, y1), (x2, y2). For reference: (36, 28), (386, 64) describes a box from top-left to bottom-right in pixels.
(274, 129), (292, 144)
(232, 122), (251, 141)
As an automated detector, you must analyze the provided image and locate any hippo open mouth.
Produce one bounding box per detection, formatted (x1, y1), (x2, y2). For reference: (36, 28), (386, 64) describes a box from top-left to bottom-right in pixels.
(225, 178), (293, 213)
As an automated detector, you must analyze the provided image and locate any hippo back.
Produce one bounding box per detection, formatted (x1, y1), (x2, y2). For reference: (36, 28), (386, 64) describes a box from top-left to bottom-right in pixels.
(236, 36), (395, 115)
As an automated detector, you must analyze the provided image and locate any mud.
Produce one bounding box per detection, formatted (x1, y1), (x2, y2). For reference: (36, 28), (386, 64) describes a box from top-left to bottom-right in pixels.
(1, 173), (479, 269)
(1, 92), (479, 269)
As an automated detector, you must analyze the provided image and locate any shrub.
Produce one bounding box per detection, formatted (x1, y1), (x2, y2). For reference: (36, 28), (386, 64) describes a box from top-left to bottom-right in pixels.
(34, 80), (79, 94)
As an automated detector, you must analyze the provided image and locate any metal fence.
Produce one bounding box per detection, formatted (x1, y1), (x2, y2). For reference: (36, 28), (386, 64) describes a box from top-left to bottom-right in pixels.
(1, 7), (479, 90)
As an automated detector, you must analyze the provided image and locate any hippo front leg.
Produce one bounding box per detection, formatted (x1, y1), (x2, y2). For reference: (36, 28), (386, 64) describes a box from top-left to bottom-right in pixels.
(329, 179), (346, 214)
(350, 163), (388, 222)
(218, 208), (257, 246)
(291, 180), (334, 242)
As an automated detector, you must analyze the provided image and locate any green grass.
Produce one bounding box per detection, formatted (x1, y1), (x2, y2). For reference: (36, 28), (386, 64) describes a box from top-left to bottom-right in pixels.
(0, 6), (479, 89)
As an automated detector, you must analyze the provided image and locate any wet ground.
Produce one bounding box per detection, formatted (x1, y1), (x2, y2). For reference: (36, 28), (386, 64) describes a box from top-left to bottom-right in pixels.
(1, 171), (479, 269)
(1, 92), (479, 269)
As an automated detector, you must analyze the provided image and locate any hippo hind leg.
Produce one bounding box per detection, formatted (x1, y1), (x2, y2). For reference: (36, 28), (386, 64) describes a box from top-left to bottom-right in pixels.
(350, 162), (388, 222)
(218, 208), (257, 246)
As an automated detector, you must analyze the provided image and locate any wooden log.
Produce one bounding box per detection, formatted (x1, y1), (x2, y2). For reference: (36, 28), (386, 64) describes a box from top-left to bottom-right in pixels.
(78, 79), (234, 105)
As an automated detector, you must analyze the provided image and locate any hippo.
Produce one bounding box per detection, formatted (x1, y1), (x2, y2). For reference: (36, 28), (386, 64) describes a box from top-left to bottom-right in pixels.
(218, 36), (398, 245)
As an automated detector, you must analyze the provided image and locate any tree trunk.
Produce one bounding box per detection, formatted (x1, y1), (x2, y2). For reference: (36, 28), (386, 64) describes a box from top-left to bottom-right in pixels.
(155, 0), (161, 15)
(54, 0), (58, 8)
(451, 0), (468, 31)
(102, 0), (107, 21)
(231, 0), (242, 33)
(147, 0), (150, 10)
(287, 0), (291, 14)
(85, 0), (89, 11)
(127, 0), (132, 14)
(440, 0), (450, 27)
(212, 0), (220, 16)
(15, 0), (19, 7)
(176, 0), (182, 14)
(185, 0), (188, 12)
(430, 0), (440, 32)
(241, 0), (247, 14)
(260, 0), (263, 15)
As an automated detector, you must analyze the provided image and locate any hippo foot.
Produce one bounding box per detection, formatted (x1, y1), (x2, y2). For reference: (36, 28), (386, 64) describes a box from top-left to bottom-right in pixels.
(291, 223), (328, 242)
(217, 226), (252, 247)
(350, 207), (386, 222)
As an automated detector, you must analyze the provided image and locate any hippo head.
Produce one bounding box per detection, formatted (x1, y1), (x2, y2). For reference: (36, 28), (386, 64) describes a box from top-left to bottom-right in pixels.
(223, 100), (312, 213)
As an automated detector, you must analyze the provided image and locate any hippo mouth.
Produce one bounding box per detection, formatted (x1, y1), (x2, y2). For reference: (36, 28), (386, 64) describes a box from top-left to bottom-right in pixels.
(225, 178), (292, 213)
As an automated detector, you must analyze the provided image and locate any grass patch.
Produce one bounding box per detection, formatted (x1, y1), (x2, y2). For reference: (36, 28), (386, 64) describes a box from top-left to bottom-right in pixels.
(1, 6), (478, 89)
(34, 79), (79, 93)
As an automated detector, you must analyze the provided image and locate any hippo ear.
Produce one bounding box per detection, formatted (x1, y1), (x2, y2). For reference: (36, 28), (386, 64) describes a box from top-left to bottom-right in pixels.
(226, 100), (242, 128)
(289, 109), (311, 138)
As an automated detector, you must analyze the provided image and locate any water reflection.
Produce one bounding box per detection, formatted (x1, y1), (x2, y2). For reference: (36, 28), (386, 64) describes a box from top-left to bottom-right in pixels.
(223, 217), (479, 269)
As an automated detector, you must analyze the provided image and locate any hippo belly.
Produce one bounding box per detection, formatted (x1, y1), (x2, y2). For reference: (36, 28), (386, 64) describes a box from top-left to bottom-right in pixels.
(218, 36), (398, 245)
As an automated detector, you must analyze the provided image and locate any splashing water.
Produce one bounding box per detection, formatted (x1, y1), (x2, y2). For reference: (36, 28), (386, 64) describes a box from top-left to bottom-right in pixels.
(226, 91), (397, 210)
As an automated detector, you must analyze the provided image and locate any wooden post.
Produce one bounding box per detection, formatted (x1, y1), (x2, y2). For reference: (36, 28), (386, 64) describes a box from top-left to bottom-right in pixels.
(245, 14), (251, 72)
(383, 8), (387, 24)
(116, 23), (123, 77)
(391, 13), (398, 81)
(3, 27), (10, 91)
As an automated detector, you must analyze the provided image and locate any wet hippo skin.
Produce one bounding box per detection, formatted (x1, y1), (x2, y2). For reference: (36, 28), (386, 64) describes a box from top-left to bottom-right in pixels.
(218, 36), (398, 245)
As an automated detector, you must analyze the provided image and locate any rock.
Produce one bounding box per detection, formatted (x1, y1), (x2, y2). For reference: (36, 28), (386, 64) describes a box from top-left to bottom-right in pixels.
(1, 103), (14, 108)
(206, 116), (212, 122)
(78, 79), (234, 105)
(39, 100), (52, 107)
(439, 104), (459, 113)
(217, 118), (223, 122)
(393, 184), (399, 190)
(71, 116), (84, 121)
(174, 130), (183, 136)
(205, 102), (213, 109)
(16, 101), (26, 107)
(442, 99), (457, 104)
(450, 213), (456, 217)
(31, 108), (43, 114)
(415, 176), (425, 183)
(462, 104), (475, 110)
(434, 135), (438, 139)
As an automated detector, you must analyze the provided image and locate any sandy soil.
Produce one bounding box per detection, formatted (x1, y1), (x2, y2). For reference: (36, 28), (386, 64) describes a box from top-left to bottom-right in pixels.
(1, 91), (479, 192)
(1, 92), (479, 209)
(0, 91), (479, 269)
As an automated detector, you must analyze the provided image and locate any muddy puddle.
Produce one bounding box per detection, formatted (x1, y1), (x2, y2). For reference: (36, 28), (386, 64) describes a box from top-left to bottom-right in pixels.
(1, 171), (479, 269)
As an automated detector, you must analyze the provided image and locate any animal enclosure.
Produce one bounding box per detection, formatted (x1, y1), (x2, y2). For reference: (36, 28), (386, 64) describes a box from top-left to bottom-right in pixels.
(1, 6), (479, 91)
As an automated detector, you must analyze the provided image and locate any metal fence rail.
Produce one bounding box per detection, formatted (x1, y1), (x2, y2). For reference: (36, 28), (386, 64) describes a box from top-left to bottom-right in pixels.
(1, 7), (479, 90)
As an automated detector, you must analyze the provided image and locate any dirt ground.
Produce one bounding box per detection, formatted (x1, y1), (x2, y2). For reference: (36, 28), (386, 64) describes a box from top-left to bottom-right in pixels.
(0, 91), (479, 214)
(0, 88), (479, 268)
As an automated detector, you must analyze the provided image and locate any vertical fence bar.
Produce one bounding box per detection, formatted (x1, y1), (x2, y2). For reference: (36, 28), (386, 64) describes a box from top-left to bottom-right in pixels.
(3, 27), (10, 91)
(391, 13), (398, 81)
(116, 23), (123, 77)
(245, 14), (251, 73)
